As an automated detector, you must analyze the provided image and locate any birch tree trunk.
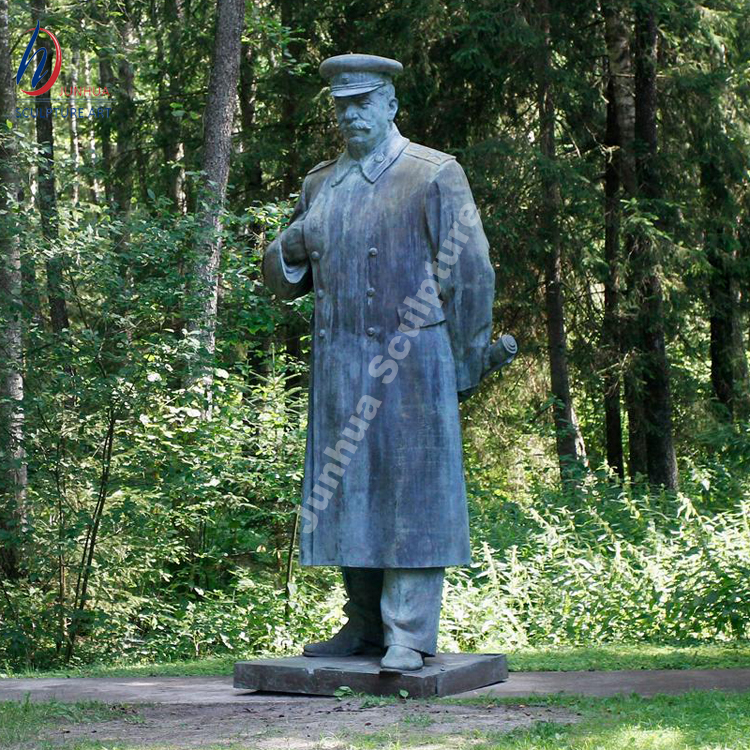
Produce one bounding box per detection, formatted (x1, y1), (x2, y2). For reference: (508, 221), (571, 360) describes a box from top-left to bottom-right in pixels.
(185, 0), (244, 416)
(67, 50), (80, 205)
(82, 52), (102, 203)
(0, 0), (28, 580)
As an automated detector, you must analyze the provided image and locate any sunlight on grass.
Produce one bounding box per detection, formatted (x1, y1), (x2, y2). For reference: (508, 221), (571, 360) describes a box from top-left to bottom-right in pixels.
(0, 689), (747, 750)
(605, 726), (689, 750)
(483, 692), (750, 750)
(7, 642), (750, 679)
(506, 643), (750, 673)
(0, 698), (118, 749)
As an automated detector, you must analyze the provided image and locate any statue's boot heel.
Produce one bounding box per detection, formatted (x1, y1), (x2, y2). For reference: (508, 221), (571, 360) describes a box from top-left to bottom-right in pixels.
(303, 625), (385, 657)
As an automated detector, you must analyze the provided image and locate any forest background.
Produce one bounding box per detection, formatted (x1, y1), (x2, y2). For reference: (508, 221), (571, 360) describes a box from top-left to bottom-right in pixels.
(0, 0), (749, 670)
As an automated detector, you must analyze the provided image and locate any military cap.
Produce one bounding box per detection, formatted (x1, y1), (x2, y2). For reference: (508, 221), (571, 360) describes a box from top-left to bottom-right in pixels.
(319, 53), (403, 98)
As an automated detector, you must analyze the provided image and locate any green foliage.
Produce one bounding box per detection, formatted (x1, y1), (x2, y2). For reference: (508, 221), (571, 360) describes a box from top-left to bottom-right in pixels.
(0, 698), (120, 750)
(6, 441), (750, 668)
(1, 0), (750, 675)
(440, 467), (750, 651)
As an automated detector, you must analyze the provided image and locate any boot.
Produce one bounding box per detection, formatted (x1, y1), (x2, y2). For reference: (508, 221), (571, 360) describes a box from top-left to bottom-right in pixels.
(303, 621), (385, 657)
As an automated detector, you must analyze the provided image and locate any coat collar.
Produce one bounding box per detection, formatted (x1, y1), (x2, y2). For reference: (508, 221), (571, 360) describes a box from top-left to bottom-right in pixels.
(331, 124), (410, 187)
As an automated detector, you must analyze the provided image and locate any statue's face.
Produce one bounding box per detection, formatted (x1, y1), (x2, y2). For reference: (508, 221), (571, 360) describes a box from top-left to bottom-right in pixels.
(334, 87), (398, 154)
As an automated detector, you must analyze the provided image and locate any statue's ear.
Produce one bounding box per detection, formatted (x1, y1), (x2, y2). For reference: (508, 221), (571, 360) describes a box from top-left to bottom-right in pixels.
(389, 96), (399, 121)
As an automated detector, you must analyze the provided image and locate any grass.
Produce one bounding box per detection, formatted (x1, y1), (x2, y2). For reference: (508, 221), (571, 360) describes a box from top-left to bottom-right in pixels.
(444, 691), (750, 750)
(316, 692), (750, 749)
(1, 690), (749, 749)
(5, 642), (750, 679)
(0, 696), (130, 749)
(507, 642), (750, 672)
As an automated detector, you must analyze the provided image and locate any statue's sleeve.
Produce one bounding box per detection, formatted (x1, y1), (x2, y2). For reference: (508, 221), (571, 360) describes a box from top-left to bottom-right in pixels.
(262, 180), (313, 300)
(425, 159), (495, 396)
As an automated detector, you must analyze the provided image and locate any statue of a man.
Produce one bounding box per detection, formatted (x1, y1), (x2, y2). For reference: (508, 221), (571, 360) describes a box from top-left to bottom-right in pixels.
(262, 54), (497, 672)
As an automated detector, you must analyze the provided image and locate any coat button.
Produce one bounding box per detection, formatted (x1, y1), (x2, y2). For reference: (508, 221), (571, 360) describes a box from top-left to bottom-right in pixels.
(366, 327), (375, 337)
(318, 329), (326, 338)
(310, 251), (320, 261)
(366, 287), (375, 297)
(368, 247), (378, 257)
(375, 153), (384, 163)
(317, 289), (325, 299)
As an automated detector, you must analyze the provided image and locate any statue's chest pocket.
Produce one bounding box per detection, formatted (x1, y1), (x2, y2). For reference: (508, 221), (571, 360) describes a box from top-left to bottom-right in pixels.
(303, 187), (333, 259)
(304, 180), (366, 262)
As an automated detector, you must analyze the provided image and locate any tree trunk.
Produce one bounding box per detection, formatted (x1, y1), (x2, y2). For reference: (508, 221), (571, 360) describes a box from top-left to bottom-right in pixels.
(632, 3), (678, 489)
(239, 39), (263, 203)
(602, 73), (624, 479)
(743, 214), (750, 393)
(264, 3), (307, 387)
(112, 20), (136, 216)
(602, 0), (637, 195)
(67, 49), (80, 205)
(96, 16), (138, 352)
(701, 163), (750, 419)
(534, 0), (587, 483)
(602, 0), (648, 479)
(156, 0), (186, 209)
(157, 0), (189, 338)
(33, 0), (69, 334)
(82, 51), (101, 203)
(98, 55), (114, 206)
(185, 0), (244, 415)
(708, 232), (736, 414)
(0, 0), (28, 580)
(279, 0), (302, 196)
(64, 405), (117, 663)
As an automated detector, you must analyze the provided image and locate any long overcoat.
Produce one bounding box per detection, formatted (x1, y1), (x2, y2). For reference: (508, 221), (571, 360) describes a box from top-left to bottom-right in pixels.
(263, 125), (495, 568)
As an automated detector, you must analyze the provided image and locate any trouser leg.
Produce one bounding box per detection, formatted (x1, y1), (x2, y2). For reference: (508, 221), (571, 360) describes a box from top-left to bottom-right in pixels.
(341, 567), (384, 645)
(380, 568), (444, 656)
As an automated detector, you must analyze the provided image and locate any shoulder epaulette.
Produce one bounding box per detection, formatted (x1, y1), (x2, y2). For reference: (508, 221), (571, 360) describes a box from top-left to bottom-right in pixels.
(404, 143), (455, 166)
(307, 158), (337, 175)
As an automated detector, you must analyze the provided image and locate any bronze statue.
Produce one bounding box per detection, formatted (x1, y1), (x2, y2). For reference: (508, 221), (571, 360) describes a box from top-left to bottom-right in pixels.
(263, 53), (514, 672)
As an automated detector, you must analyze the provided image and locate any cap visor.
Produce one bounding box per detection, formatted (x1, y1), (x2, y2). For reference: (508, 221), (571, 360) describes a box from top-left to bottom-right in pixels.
(330, 82), (385, 98)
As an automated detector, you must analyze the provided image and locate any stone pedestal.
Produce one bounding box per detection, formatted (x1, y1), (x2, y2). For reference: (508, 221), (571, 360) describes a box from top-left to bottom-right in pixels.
(234, 653), (507, 698)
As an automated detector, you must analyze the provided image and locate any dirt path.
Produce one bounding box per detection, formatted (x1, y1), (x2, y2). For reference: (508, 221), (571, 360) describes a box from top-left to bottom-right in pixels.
(2, 668), (750, 704)
(43, 699), (579, 749)
(5, 669), (749, 749)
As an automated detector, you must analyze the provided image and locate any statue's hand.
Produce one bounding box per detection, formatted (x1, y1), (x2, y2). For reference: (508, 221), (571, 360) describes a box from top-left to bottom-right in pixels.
(281, 222), (307, 265)
(457, 386), (478, 403)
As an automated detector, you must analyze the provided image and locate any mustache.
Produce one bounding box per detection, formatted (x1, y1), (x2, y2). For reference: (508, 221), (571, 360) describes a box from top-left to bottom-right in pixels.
(343, 122), (371, 132)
